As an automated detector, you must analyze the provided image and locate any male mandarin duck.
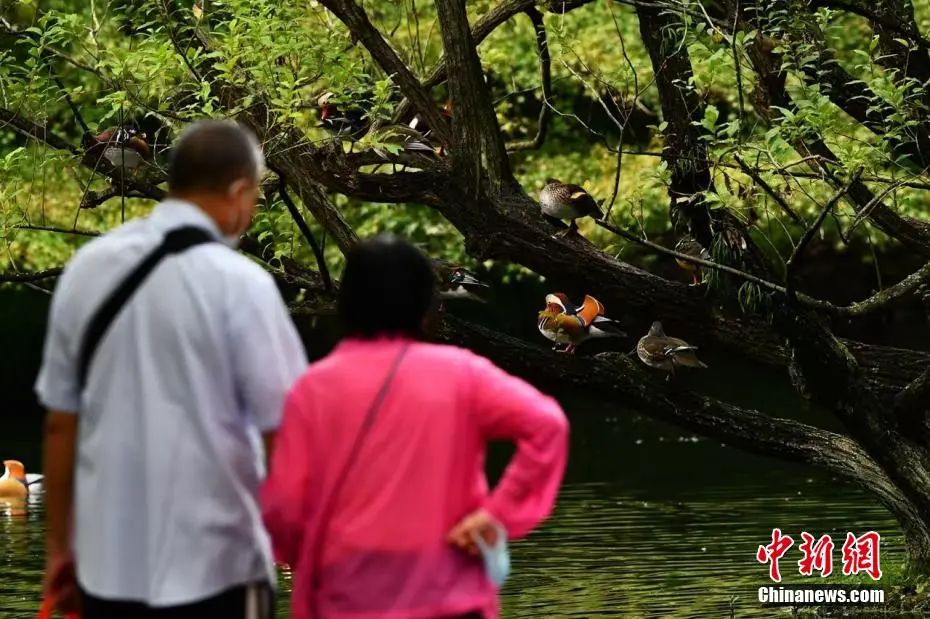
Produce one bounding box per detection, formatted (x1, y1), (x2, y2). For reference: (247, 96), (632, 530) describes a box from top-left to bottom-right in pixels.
(440, 267), (490, 303)
(675, 236), (711, 286)
(408, 100), (452, 156)
(83, 127), (153, 172)
(540, 179), (603, 237)
(0, 462), (27, 500)
(375, 125), (440, 158)
(636, 321), (707, 374)
(317, 91), (372, 140)
(537, 293), (625, 354)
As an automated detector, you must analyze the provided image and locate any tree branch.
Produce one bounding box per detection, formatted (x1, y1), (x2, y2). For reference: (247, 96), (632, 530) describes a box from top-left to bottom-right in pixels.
(391, 0), (594, 125)
(14, 224), (100, 237)
(434, 0), (512, 192)
(734, 155), (803, 225)
(0, 268), (63, 283)
(440, 314), (930, 542)
(318, 0), (451, 149)
(786, 168), (863, 301)
(0, 106), (167, 201)
(507, 8), (552, 152)
(276, 177), (334, 292)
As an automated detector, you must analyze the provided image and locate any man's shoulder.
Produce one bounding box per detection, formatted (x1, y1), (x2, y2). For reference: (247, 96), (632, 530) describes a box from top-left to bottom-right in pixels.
(198, 244), (276, 290)
(60, 220), (151, 280)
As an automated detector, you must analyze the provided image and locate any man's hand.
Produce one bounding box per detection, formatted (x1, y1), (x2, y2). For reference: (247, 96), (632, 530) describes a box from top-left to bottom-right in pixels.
(447, 508), (501, 556)
(44, 549), (79, 614)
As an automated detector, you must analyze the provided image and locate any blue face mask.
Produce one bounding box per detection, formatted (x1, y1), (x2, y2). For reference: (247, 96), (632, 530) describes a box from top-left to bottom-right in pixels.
(472, 523), (510, 587)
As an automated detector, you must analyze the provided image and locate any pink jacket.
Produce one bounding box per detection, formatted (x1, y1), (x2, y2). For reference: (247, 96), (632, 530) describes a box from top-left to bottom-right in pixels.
(261, 338), (568, 619)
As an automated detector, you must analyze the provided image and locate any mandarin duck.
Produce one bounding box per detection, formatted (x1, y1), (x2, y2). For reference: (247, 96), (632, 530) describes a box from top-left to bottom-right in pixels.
(83, 127), (152, 172)
(0, 462), (26, 500)
(317, 91), (372, 141)
(433, 260), (490, 303)
(441, 268), (490, 303)
(538, 293), (625, 354)
(408, 100), (452, 156)
(3, 460), (41, 487)
(374, 125), (440, 159)
(675, 236), (711, 286)
(636, 321), (707, 375)
(540, 179), (603, 237)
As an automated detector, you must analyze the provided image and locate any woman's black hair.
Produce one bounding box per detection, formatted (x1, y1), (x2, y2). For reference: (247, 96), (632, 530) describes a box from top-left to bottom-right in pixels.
(338, 234), (436, 339)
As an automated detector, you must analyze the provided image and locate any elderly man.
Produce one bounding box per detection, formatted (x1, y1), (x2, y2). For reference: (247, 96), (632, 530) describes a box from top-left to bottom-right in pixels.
(36, 121), (307, 618)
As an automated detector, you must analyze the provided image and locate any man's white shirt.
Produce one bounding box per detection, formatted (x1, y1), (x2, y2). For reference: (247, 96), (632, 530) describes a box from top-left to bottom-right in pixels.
(35, 199), (307, 606)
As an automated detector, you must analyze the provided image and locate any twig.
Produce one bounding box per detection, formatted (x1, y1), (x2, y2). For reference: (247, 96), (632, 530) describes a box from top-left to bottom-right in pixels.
(847, 180), (909, 234)
(595, 213), (926, 318)
(157, 0), (204, 82)
(595, 218), (786, 295)
(786, 168), (864, 301)
(605, 0), (639, 218)
(80, 186), (150, 209)
(508, 8), (552, 151)
(734, 155), (803, 224)
(52, 76), (91, 136)
(15, 224), (100, 237)
(730, 0), (744, 126)
(0, 268), (63, 283)
(277, 177), (334, 292)
(319, 0), (451, 149)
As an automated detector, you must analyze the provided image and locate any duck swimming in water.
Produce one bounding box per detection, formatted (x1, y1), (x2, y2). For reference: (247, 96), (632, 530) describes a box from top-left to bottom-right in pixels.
(3, 460), (41, 488)
(0, 462), (27, 500)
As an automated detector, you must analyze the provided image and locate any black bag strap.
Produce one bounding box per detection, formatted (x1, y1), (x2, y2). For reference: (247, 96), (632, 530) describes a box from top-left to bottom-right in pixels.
(311, 344), (410, 602)
(77, 226), (215, 389)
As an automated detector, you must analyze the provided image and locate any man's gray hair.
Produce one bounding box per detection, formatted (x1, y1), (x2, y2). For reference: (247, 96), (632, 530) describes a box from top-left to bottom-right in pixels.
(169, 120), (265, 193)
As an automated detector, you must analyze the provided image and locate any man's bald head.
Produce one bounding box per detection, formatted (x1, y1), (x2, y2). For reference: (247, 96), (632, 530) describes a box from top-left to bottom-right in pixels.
(168, 120), (264, 195)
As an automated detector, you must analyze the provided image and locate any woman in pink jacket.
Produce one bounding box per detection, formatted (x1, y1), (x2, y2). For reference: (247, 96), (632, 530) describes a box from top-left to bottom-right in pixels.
(262, 235), (568, 619)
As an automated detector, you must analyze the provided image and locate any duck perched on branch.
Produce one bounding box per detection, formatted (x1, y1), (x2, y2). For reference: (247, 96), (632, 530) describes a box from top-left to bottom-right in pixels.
(540, 179), (604, 237)
(675, 236), (711, 286)
(408, 100), (452, 156)
(636, 321), (707, 374)
(437, 265), (490, 303)
(83, 127), (152, 172)
(538, 293), (625, 354)
(317, 91), (372, 141)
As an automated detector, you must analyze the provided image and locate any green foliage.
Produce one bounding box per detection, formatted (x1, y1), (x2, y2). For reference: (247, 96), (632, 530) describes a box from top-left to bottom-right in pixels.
(1, 0), (929, 287)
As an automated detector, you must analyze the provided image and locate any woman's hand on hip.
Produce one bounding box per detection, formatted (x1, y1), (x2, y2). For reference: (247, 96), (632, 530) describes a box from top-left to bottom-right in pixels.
(447, 508), (500, 555)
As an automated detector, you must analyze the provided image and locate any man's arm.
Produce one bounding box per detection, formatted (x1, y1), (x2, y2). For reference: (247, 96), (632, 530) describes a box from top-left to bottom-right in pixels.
(448, 354), (568, 553)
(261, 432), (276, 465)
(43, 410), (79, 612)
(229, 271), (307, 435)
(44, 411), (77, 554)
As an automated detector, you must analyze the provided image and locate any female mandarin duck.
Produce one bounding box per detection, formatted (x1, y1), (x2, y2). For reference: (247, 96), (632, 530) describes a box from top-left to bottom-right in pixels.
(538, 293), (625, 354)
(540, 179), (603, 237)
(636, 321), (707, 374)
(675, 236), (711, 286)
(0, 462), (27, 500)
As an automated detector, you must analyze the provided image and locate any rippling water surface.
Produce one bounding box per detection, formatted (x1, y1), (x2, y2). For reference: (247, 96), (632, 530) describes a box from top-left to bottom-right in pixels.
(1, 402), (900, 618)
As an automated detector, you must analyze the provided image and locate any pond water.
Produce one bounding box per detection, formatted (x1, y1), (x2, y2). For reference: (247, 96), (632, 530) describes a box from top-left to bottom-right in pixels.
(0, 289), (902, 617)
(1, 398), (901, 618)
